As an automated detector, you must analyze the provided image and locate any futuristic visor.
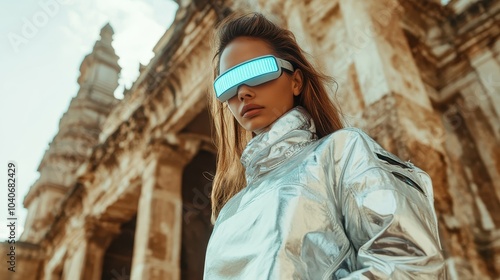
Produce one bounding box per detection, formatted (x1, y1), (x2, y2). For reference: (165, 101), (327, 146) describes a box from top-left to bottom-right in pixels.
(214, 55), (294, 102)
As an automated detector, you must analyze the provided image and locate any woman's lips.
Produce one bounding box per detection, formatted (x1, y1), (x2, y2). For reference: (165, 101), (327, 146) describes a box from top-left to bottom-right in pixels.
(242, 108), (263, 118)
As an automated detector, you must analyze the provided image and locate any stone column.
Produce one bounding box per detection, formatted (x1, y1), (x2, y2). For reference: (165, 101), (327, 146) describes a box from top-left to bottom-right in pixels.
(339, 0), (432, 110)
(338, 0), (452, 208)
(469, 50), (500, 119)
(131, 143), (195, 280)
(457, 81), (500, 202)
(43, 247), (67, 280)
(64, 218), (121, 280)
(339, 0), (460, 272)
(63, 243), (86, 280)
(83, 218), (122, 280)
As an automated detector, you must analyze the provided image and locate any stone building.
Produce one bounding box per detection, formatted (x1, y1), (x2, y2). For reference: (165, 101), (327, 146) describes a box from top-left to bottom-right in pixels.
(1, 0), (499, 279)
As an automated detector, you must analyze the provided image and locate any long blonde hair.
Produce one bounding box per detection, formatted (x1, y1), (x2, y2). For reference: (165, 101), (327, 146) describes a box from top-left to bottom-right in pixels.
(208, 13), (344, 223)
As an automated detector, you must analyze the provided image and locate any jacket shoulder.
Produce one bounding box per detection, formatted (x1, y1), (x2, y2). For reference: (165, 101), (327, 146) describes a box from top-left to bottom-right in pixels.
(329, 127), (381, 151)
(323, 127), (434, 199)
(322, 127), (385, 165)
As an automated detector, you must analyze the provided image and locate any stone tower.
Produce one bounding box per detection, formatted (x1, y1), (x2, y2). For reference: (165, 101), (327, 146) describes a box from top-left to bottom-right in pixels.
(20, 23), (121, 243)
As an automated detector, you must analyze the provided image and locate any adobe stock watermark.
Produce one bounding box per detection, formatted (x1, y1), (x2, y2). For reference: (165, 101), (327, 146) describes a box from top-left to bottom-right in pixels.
(7, 0), (75, 53)
(110, 266), (130, 280)
(183, 176), (213, 224)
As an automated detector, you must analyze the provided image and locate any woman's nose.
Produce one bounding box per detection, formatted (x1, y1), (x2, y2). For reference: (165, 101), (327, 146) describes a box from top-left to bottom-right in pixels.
(237, 84), (255, 101)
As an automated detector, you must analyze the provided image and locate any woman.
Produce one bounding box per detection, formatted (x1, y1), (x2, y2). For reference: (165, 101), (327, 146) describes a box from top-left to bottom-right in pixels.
(204, 12), (446, 279)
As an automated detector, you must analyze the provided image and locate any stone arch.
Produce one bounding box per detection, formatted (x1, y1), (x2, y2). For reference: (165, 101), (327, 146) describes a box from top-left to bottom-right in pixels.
(100, 216), (136, 280)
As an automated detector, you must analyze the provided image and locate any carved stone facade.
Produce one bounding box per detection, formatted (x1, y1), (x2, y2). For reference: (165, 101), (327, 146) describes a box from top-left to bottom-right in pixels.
(1, 0), (499, 279)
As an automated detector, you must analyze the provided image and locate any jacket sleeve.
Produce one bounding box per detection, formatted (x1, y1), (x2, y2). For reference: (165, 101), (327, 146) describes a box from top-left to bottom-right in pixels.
(334, 129), (447, 279)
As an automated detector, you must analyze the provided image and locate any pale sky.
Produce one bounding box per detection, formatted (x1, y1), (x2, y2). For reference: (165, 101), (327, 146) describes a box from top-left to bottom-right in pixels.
(0, 0), (178, 241)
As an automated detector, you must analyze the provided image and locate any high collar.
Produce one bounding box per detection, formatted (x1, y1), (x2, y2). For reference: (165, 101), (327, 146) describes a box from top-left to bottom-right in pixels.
(241, 106), (317, 184)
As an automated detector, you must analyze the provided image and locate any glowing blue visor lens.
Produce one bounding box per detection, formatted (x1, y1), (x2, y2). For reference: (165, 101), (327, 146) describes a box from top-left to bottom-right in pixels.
(214, 55), (293, 102)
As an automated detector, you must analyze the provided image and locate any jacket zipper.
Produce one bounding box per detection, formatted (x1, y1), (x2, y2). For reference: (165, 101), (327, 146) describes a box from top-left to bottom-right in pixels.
(375, 152), (426, 196)
(391, 171), (426, 196)
(375, 152), (411, 170)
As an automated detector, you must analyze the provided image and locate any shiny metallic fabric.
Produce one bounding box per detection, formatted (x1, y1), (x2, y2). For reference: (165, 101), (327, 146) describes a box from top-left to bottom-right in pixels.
(204, 106), (446, 279)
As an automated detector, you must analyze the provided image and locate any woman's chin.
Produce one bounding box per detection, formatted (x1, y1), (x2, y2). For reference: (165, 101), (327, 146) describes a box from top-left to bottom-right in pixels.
(238, 114), (276, 133)
(248, 124), (271, 135)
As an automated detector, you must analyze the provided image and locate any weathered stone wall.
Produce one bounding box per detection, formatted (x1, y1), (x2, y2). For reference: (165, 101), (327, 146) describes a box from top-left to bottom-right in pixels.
(3, 0), (499, 280)
(230, 0), (500, 278)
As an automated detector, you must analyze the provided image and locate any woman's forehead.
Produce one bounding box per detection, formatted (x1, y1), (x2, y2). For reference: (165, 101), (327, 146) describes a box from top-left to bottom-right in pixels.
(219, 37), (275, 73)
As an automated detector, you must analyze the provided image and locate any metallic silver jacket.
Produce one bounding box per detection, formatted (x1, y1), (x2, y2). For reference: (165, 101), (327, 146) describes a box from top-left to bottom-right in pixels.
(204, 106), (446, 279)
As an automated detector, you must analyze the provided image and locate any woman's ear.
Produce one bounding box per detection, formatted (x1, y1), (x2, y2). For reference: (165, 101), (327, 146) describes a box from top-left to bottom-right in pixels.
(291, 69), (303, 96)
